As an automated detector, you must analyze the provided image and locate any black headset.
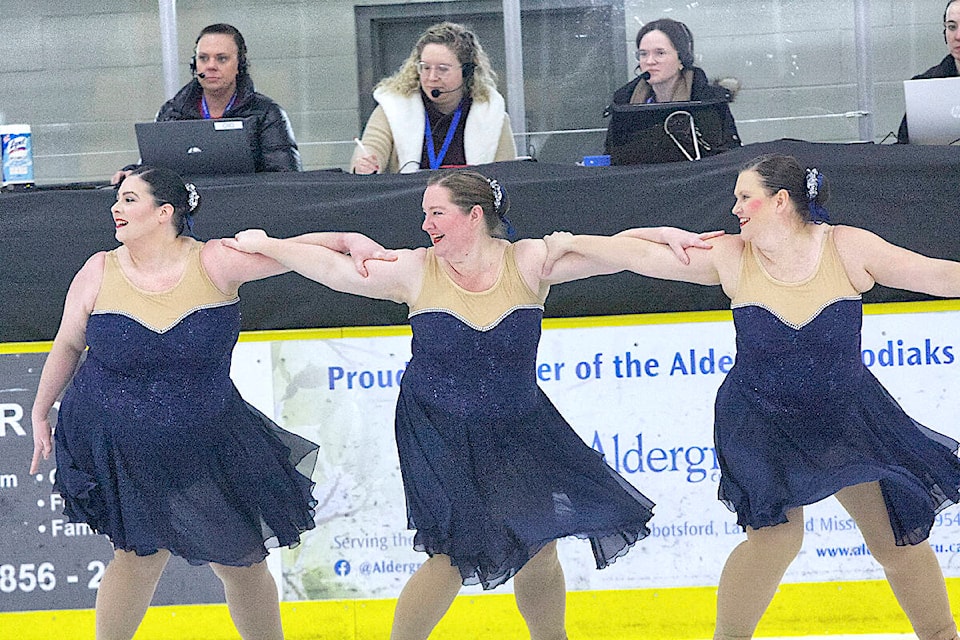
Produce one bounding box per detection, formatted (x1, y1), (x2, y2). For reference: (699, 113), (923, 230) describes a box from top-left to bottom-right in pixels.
(457, 29), (479, 84)
(677, 21), (695, 68)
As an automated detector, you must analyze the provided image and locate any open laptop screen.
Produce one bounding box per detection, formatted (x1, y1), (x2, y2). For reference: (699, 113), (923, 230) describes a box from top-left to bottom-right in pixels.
(134, 118), (257, 176)
(604, 99), (730, 165)
(903, 77), (960, 145)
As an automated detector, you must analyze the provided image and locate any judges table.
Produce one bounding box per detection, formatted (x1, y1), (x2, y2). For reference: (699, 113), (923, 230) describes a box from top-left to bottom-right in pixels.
(3, 139), (959, 344)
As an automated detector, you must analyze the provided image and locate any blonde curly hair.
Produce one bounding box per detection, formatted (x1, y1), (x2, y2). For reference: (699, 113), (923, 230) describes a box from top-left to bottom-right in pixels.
(376, 22), (497, 103)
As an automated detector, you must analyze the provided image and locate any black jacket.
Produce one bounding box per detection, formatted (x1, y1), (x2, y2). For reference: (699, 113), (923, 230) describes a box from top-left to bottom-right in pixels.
(605, 66), (741, 153)
(156, 75), (301, 172)
(896, 54), (959, 144)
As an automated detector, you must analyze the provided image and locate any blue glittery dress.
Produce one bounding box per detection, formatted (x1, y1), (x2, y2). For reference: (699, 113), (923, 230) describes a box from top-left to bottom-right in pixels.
(716, 228), (960, 544)
(53, 242), (317, 565)
(395, 245), (654, 589)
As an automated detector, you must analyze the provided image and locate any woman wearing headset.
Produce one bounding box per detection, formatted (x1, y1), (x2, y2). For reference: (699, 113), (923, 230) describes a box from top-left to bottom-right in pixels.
(605, 18), (741, 155)
(111, 23), (300, 183)
(351, 22), (517, 174)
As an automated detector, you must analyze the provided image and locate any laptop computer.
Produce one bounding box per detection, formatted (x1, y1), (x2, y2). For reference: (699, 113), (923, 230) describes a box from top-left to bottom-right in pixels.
(604, 99), (730, 165)
(134, 118), (257, 175)
(903, 76), (960, 145)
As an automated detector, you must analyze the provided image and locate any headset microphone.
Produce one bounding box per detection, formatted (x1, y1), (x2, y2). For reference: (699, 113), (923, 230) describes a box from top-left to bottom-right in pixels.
(430, 84), (464, 99)
(197, 72), (206, 79)
(639, 71), (651, 81)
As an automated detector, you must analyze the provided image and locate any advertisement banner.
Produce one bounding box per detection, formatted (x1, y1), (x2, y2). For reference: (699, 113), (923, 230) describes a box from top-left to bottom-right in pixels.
(273, 310), (960, 599)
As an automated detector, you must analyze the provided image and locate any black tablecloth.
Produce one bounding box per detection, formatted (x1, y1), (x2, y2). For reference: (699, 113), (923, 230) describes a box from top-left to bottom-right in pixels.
(3, 139), (959, 343)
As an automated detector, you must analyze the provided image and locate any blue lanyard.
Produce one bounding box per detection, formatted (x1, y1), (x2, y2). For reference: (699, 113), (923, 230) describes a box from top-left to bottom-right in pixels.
(424, 104), (463, 170)
(200, 92), (237, 119)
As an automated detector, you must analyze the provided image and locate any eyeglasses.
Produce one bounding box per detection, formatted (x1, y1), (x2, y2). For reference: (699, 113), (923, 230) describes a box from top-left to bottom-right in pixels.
(635, 48), (676, 62)
(416, 62), (461, 77)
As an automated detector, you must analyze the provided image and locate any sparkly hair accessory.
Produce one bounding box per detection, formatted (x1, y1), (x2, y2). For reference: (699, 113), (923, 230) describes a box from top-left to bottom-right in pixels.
(487, 178), (503, 213)
(180, 182), (199, 236)
(805, 168), (820, 201)
(185, 182), (200, 212)
(485, 177), (515, 237)
(804, 167), (830, 224)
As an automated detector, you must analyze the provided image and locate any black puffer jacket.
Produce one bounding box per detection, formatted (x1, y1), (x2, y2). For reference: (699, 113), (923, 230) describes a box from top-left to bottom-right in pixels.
(605, 66), (741, 154)
(896, 54), (959, 144)
(156, 75), (301, 172)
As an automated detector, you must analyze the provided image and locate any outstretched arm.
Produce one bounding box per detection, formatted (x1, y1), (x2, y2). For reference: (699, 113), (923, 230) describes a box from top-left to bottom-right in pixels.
(288, 232), (399, 276)
(615, 227), (723, 265)
(205, 231), (399, 291)
(30, 254), (103, 474)
(223, 230), (422, 304)
(535, 228), (729, 286)
(835, 225), (960, 296)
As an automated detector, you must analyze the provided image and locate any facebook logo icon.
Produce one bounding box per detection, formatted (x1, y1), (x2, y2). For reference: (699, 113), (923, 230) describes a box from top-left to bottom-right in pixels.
(334, 560), (351, 576)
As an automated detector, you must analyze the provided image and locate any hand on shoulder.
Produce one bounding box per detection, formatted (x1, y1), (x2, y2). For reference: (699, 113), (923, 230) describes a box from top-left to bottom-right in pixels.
(367, 246), (428, 282)
(701, 231), (743, 255)
(220, 229), (271, 254)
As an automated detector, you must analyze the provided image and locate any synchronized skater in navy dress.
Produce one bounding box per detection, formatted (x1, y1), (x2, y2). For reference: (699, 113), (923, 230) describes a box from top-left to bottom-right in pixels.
(394, 244), (655, 589)
(54, 241), (318, 565)
(715, 228), (960, 543)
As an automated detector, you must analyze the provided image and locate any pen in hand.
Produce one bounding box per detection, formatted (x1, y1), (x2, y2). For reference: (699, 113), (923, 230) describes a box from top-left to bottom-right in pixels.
(353, 137), (370, 156)
(352, 137), (380, 174)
